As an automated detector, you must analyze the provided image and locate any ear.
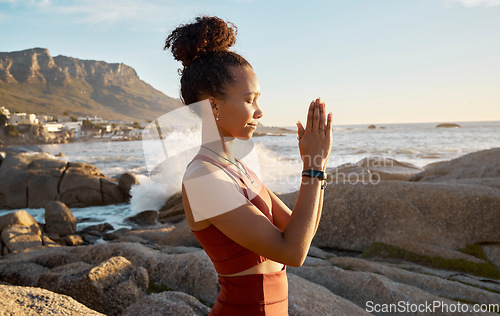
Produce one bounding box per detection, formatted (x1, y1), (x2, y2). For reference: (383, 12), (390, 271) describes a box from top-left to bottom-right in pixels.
(208, 96), (218, 111)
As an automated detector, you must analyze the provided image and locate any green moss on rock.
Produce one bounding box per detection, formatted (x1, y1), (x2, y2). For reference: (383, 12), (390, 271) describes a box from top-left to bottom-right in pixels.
(361, 242), (500, 280)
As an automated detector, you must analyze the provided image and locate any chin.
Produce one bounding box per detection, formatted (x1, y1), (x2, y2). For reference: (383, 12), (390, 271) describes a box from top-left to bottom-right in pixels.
(237, 132), (254, 140)
(236, 135), (252, 141)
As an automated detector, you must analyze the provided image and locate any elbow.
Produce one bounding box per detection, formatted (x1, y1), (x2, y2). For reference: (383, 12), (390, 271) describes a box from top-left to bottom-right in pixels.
(285, 251), (307, 268)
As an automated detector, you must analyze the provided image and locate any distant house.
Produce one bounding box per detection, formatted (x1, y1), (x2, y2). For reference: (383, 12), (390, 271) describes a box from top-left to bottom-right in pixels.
(78, 115), (105, 124)
(63, 121), (83, 137)
(8, 113), (38, 125)
(37, 115), (52, 124)
(44, 122), (64, 132)
(129, 128), (143, 137)
(1, 106), (10, 118)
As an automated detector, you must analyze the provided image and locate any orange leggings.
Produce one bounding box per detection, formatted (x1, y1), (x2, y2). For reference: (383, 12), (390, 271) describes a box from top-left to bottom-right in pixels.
(209, 266), (288, 315)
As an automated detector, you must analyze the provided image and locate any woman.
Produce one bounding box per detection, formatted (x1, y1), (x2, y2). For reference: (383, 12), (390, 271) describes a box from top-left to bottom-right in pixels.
(165, 16), (332, 315)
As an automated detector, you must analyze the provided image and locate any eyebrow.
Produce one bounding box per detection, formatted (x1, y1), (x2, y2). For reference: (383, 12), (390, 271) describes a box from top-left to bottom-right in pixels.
(243, 91), (261, 96)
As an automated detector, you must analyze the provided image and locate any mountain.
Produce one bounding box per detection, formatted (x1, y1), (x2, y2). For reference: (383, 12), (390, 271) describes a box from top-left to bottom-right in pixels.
(0, 48), (183, 122)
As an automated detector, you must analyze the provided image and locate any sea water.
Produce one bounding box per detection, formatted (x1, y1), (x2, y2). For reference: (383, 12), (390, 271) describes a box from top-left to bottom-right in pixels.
(1, 121), (498, 231)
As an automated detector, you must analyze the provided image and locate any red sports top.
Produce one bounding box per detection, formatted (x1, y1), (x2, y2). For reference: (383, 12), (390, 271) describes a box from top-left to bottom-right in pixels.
(187, 154), (275, 275)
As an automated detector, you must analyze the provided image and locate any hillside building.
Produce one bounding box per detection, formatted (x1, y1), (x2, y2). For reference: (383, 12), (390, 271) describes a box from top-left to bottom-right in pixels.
(8, 113), (38, 125)
(0, 106), (10, 118)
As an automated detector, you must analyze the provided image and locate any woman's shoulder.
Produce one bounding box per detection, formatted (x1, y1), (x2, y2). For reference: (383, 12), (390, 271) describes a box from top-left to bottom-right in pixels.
(183, 158), (235, 184)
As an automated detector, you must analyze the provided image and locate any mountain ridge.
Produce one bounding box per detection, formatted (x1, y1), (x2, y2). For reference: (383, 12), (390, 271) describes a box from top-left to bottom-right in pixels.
(0, 48), (183, 122)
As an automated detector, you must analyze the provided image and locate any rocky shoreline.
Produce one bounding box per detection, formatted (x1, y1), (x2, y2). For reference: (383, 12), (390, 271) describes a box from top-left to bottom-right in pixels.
(0, 148), (499, 315)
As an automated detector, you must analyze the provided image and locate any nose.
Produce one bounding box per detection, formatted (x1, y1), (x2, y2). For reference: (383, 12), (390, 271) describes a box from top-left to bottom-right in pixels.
(254, 102), (263, 119)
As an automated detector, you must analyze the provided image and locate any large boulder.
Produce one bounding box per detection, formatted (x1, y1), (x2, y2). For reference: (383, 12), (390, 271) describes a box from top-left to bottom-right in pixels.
(280, 181), (500, 252)
(147, 250), (219, 305)
(44, 201), (76, 236)
(410, 148), (500, 182)
(125, 210), (159, 226)
(330, 256), (500, 306)
(121, 291), (211, 316)
(0, 210), (41, 233)
(288, 263), (479, 316)
(160, 219), (201, 248)
(0, 261), (49, 286)
(0, 152), (124, 209)
(36, 256), (148, 316)
(158, 191), (186, 224)
(287, 273), (370, 315)
(328, 157), (423, 182)
(118, 172), (140, 202)
(1, 225), (43, 253)
(0, 284), (105, 315)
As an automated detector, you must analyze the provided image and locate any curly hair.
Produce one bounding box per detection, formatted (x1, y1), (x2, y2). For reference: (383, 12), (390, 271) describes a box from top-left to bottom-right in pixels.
(164, 16), (252, 105)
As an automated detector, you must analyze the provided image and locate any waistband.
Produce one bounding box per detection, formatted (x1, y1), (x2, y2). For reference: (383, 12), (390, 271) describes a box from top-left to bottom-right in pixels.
(216, 266), (288, 306)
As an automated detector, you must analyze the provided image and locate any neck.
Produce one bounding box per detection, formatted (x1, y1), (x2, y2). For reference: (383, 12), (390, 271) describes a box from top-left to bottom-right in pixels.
(200, 137), (236, 164)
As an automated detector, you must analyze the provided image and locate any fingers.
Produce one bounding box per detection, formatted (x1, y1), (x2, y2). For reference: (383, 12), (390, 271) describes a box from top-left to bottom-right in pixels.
(319, 100), (325, 134)
(326, 111), (333, 135)
(312, 98), (320, 132)
(306, 100), (314, 133)
(296, 121), (304, 140)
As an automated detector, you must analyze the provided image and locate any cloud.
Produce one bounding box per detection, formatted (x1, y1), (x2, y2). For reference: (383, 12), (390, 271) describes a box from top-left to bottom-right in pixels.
(0, 0), (50, 6)
(2, 0), (184, 25)
(52, 0), (171, 24)
(446, 0), (500, 7)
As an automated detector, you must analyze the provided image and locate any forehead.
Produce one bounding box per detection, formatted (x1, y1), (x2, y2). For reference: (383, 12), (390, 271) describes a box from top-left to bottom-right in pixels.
(227, 66), (260, 95)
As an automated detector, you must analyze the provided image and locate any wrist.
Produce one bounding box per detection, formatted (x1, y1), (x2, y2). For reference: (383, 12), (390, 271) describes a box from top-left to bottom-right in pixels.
(303, 163), (325, 172)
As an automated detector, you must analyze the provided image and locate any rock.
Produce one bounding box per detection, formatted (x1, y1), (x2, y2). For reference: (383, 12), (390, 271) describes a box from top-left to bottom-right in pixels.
(307, 246), (332, 260)
(118, 172), (140, 201)
(103, 227), (131, 241)
(41, 234), (59, 247)
(64, 234), (84, 246)
(116, 226), (175, 244)
(0, 261), (49, 286)
(0, 152), (124, 209)
(436, 123), (461, 128)
(367, 124), (376, 129)
(101, 177), (124, 205)
(148, 250), (219, 305)
(160, 219), (201, 248)
(126, 210), (158, 226)
(328, 157), (423, 182)
(283, 180), (500, 252)
(159, 191), (183, 212)
(1, 225), (43, 253)
(362, 239), (487, 264)
(287, 273), (370, 316)
(37, 256), (148, 316)
(0, 284), (105, 315)
(45, 232), (66, 245)
(288, 263), (475, 316)
(410, 148), (500, 182)
(482, 243), (500, 269)
(44, 201), (76, 236)
(330, 256), (500, 306)
(79, 223), (115, 235)
(78, 223), (114, 244)
(0, 209), (41, 235)
(121, 291), (211, 316)
(159, 201), (185, 224)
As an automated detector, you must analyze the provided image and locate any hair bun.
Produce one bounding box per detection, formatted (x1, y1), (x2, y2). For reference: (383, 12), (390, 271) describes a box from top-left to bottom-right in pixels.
(165, 16), (238, 67)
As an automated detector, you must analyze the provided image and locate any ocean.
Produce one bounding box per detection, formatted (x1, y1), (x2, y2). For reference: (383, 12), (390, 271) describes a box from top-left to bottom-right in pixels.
(1, 120), (499, 233)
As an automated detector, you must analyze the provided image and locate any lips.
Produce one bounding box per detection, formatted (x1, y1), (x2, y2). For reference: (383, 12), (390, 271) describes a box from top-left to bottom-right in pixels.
(247, 122), (258, 127)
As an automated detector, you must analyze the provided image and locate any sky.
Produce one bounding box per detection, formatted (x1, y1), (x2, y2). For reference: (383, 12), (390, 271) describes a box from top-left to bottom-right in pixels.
(1, 0), (499, 127)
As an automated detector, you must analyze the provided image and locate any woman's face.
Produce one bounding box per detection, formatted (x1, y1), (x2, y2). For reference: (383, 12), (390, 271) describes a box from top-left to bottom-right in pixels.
(211, 66), (263, 140)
